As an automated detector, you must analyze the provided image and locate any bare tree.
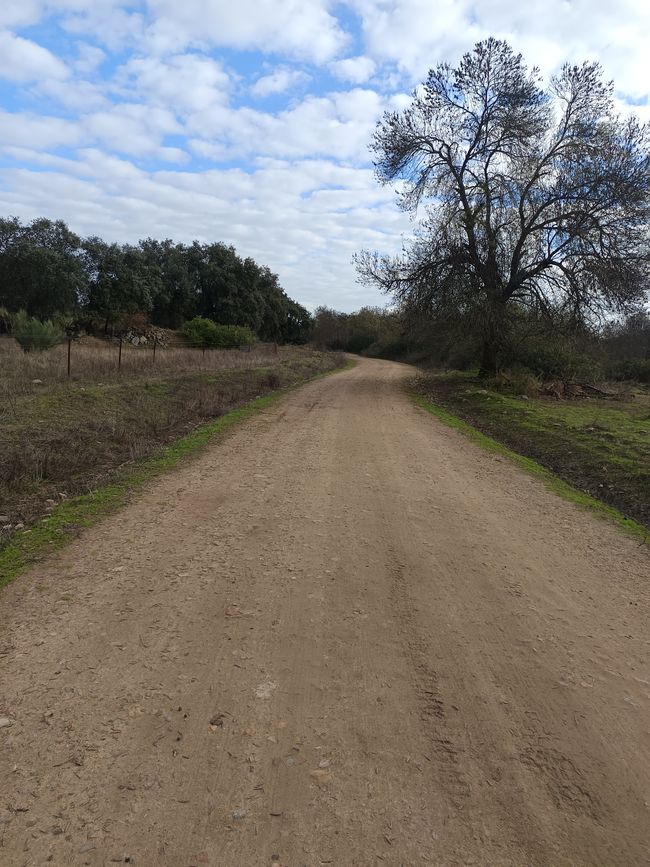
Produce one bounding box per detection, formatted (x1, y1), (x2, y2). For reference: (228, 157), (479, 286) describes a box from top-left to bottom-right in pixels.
(355, 38), (650, 374)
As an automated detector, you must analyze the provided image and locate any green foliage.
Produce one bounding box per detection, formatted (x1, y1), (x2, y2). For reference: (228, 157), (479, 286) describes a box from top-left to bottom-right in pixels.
(0, 217), (85, 319)
(211, 324), (256, 348)
(12, 312), (64, 352)
(182, 316), (216, 347)
(183, 317), (256, 348)
(444, 337), (481, 371)
(607, 358), (650, 383)
(0, 216), (312, 344)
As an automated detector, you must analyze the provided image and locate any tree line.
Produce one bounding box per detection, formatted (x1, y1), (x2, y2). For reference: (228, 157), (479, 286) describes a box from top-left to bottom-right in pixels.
(0, 216), (312, 343)
(312, 305), (650, 383)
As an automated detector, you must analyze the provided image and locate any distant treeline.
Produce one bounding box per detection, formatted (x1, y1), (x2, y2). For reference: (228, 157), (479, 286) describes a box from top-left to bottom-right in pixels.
(0, 217), (312, 343)
(313, 305), (650, 383)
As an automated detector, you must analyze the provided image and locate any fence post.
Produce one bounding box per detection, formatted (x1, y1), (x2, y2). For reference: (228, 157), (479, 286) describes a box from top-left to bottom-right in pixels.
(67, 337), (72, 378)
(152, 340), (157, 363)
(118, 337), (123, 370)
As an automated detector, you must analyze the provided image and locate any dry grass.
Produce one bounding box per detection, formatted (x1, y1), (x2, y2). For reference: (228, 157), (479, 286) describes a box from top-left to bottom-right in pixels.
(0, 342), (345, 540)
(0, 335), (278, 396)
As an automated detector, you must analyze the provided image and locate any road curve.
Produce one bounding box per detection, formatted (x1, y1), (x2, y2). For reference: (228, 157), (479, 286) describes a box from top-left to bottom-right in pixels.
(1, 357), (649, 866)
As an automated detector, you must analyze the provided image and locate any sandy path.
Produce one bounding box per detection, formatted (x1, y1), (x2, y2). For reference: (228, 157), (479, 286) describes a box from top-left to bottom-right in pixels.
(1, 358), (649, 866)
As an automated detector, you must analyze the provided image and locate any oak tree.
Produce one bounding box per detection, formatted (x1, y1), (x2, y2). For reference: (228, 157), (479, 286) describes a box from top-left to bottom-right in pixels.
(356, 39), (650, 374)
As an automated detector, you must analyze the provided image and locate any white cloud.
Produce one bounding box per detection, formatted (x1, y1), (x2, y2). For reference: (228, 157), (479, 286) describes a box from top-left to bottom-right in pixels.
(62, 6), (145, 52)
(74, 42), (106, 74)
(189, 88), (384, 162)
(143, 0), (348, 61)
(38, 77), (108, 111)
(0, 109), (83, 149)
(116, 54), (231, 115)
(0, 1), (44, 29)
(330, 55), (376, 84)
(0, 30), (69, 81)
(251, 67), (310, 98)
(347, 0), (650, 97)
(82, 104), (182, 156)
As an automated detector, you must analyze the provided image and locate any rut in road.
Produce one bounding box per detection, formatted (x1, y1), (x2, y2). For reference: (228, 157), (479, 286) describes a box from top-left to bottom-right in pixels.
(1, 358), (649, 867)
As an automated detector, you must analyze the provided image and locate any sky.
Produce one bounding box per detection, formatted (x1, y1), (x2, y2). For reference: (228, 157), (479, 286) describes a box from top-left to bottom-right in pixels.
(0, 1), (649, 312)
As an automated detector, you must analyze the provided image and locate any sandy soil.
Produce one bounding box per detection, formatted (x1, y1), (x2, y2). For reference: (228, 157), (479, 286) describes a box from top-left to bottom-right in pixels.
(1, 357), (649, 867)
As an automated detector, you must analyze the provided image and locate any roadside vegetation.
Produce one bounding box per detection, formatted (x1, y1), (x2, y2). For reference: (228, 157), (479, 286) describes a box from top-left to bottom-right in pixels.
(0, 339), (345, 551)
(413, 372), (650, 531)
(0, 213), (333, 556)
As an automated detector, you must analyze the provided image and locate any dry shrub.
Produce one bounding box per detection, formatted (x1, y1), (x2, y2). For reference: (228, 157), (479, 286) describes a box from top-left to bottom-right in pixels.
(489, 369), (542, 397)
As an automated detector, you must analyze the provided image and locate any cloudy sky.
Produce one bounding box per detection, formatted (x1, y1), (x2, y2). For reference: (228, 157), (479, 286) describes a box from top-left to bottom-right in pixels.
(0, 1), (649, 311)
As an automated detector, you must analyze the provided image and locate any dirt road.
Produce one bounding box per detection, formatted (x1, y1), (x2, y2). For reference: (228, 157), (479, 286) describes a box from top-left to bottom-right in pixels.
(1, 358), (649, 866)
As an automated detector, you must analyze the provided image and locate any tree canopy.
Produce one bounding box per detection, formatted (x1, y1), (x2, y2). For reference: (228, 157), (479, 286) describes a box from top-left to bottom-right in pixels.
(0, 217), (312, 343)
(355, 38), (650, 374)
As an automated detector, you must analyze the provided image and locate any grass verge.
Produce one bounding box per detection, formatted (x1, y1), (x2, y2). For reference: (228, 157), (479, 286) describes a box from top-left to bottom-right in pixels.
(411, 391), (649, 545)
(0, 358), (354, 589)
(413, 371), (650, 530)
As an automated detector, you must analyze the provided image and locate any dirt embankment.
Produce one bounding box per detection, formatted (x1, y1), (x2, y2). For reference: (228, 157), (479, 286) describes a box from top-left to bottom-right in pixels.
(1, 357), (649, 866)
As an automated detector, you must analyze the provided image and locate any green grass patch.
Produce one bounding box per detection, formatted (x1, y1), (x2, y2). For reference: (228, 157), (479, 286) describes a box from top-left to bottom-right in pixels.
(411, 391), (649, 544)
(0, 359), (353, 590)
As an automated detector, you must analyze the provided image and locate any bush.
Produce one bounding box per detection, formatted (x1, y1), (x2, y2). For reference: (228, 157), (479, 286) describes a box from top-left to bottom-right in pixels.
(489, 369), (541, 396)
(183, 317), (256, 349)
(211, 324), (256, 348)
(607, 358), (650, 383)
(501, 335), (602, 381)
(183, 316), (216, 347)
(445, 337), (481, 370)
(12, 312), (64, 352)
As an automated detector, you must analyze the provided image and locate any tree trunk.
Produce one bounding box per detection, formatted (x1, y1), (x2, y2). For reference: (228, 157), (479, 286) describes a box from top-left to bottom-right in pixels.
(478, 338), (498, 377)
(478, 296), (506, 378)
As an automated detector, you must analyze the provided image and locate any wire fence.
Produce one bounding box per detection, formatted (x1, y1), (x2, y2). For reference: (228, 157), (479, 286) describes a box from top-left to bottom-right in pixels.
(0, 335), (281, 391)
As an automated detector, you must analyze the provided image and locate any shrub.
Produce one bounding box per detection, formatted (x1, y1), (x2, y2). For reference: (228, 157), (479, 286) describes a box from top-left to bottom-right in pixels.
(211, 324), (256, 348)
(607, 358), (650, 383)
(500, 335), (602, 381)
(12, 312), (64, 352)
(183, 317), (256, 349)
(183, 317), (217, 347)
(363, 335), (412, 359)
(119, 311), (150, 334)
(445, 337), (481, 371)
(489, 369), (541, 396)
